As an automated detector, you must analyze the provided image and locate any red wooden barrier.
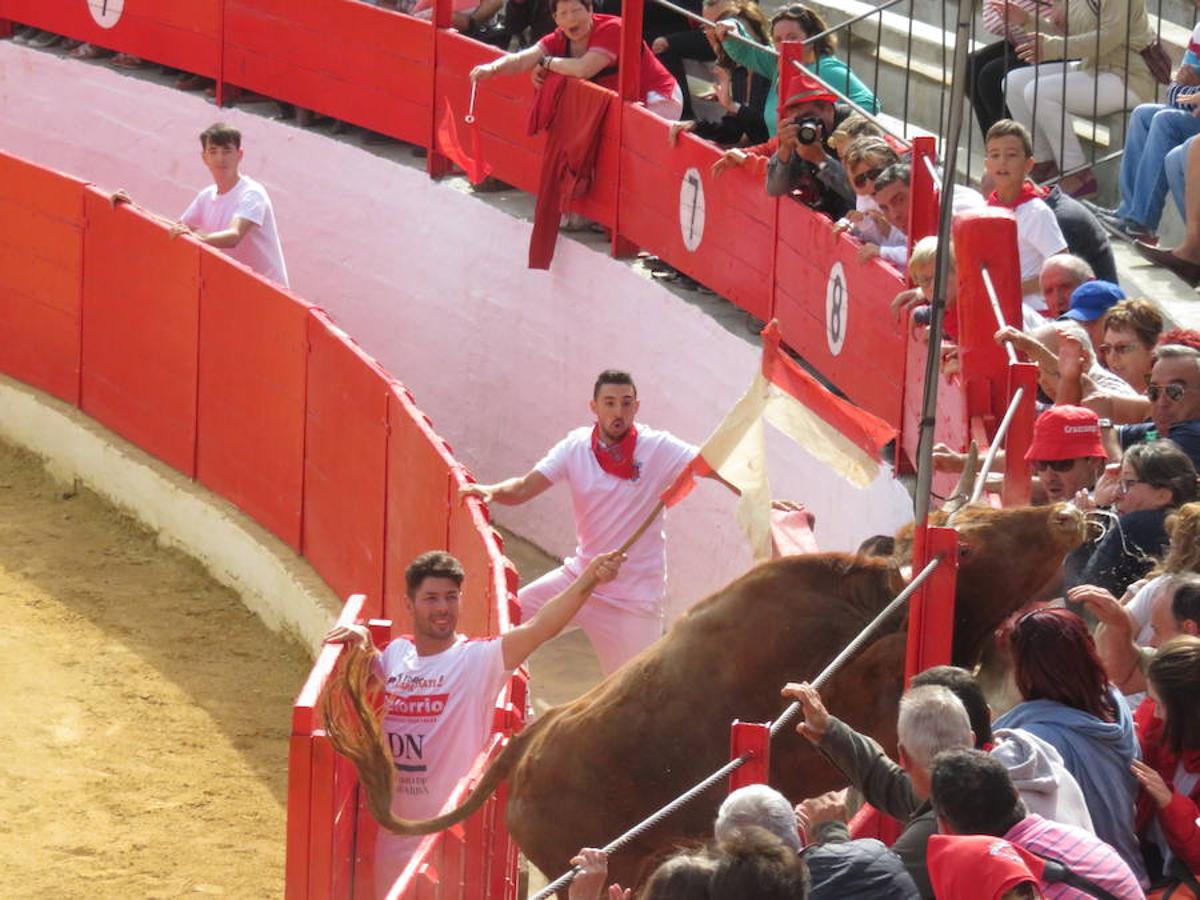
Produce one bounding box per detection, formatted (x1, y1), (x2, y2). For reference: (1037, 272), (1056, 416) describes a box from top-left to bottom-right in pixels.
(384, 385), (460, 629)
(0, 0), (222, 77)
(303, 311), (391, 614)
(81, 188), (202, 475)
(903, 525), (961, 681)
(729, 720), (771, 792)
(1003, 362), (1038, 507)
(774, 198), (909, 430)
(223, 0), (434, 148)
(0, 152), (85, 405)
(196, 253), (310, 551)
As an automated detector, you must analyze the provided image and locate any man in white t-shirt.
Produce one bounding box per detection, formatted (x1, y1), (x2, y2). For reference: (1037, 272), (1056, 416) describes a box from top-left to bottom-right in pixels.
(325, 547), (622, 893)
(460, 369), (755, 675)
(170, 122), (289, 287)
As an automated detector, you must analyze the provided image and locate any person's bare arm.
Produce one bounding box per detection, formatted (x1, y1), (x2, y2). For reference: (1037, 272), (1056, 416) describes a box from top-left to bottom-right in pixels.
(544, 49), (613, 80)
(470, 43), (546, 80)
(171, 215), (256, 249)
(500, 552), (623, 669)
(460, 470), (553, 506)
(1068, 585), (1145, 692)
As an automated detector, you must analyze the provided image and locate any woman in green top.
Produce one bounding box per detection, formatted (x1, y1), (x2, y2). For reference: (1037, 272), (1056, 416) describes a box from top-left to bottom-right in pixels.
(717, 3), (879, 137)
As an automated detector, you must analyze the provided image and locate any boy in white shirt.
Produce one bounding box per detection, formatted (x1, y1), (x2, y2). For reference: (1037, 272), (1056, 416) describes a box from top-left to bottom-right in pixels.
(171, 122), (289, 287)
(984, 119), (1067, 315)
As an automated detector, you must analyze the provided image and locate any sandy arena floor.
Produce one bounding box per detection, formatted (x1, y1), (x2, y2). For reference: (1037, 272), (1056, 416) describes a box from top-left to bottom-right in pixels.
(0, 438), (312, 898)
(0, 433), (603, 899)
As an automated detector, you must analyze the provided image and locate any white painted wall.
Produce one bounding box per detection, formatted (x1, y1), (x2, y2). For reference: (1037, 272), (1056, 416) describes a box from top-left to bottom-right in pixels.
(0, 43), (915, 620)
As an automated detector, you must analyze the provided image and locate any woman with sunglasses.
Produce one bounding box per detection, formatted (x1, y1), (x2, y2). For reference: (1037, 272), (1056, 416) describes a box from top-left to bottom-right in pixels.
(713, 4), (878, 138)
(1077, 440), (1200, 599)
(994, 608), (1149, 887)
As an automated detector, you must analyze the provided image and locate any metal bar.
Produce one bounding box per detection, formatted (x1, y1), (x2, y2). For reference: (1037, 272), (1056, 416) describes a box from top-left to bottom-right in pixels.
(980, 266), (1019, 364)
(800, 0), (910, 48)
(530, 553), (945, 899)
(922, 153), (943, 192)
(770, 555), (944, 737)
(647, 0), (772, 50)
(913, 0), (974, 526)
(785, 58), (906, 143)
(971, 385), (1027, 503)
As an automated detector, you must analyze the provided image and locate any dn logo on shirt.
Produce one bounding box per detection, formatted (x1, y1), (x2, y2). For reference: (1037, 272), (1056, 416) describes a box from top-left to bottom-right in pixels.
(389, 692), (449, 718)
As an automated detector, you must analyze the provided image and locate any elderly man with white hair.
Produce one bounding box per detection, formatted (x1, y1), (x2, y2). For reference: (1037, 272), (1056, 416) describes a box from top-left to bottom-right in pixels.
(782, 682), (974, 899)
(715, 784), (920, 898)
(996, 319), (1142, 404)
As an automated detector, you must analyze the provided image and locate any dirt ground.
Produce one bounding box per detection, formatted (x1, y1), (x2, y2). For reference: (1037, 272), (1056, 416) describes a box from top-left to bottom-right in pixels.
(0, 439), (312, 898)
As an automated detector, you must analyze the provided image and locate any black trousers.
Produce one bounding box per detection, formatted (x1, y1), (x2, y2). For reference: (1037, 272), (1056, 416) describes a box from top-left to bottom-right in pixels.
(968, 39), (1030, 139)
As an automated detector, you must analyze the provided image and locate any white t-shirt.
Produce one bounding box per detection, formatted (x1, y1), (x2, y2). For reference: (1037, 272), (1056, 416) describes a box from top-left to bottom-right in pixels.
(377, 635), (509, 819)
(180, 174), (289, 287)
(535, 424), (697, 611)
(1013, 198), (1067, 312)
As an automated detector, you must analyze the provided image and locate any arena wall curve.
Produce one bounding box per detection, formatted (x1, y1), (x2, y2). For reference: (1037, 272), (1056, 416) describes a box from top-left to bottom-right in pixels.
(0, 41), (918, 621)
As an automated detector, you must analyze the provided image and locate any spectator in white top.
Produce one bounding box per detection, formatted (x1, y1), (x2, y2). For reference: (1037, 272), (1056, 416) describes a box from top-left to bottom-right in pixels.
(324, 548), (624, 893)
(171, 123), (289, 287)
(871, 163), (986, 270)
(460, 369), (771, 674)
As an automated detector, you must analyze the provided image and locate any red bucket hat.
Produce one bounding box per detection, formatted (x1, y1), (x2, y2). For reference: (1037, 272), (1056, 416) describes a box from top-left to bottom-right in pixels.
(779, 68), (838, 114)
(1024, 405), (1107, 462)
(928, 835), (1046, 900)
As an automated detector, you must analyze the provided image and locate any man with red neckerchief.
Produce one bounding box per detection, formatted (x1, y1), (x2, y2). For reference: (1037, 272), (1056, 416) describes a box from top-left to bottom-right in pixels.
(460, 369), (712, 674)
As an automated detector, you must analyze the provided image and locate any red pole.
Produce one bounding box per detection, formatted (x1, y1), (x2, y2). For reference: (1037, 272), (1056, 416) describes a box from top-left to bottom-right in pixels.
(609, 0), (644, 258)
(1002, 362), (1038, 507)
(427, 0), (454, 179)
(903, 526), (960, 682)
(908, 136), (939, 256)
(729, 720), (771, 791)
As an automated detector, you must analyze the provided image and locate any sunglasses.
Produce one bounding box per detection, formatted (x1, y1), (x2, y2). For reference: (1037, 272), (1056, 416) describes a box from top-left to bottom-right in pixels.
(1147, 383), (1188, 403)
(1099, 342), (1139, 357)
(1032, 459), (1078, 473)
(853, 166), (884, 189)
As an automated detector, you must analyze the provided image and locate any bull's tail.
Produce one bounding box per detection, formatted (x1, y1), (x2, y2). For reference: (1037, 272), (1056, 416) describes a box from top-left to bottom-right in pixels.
(320, 643), (538, 836)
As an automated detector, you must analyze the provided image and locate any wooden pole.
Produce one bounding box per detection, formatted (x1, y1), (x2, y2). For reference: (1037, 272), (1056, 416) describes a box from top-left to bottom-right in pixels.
(617, 500), (666, 555)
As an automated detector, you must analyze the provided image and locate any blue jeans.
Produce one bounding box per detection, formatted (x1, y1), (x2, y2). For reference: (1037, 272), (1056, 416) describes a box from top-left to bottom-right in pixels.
(1116, 104), (1200, 230)
(1166, 136), (1195, 220)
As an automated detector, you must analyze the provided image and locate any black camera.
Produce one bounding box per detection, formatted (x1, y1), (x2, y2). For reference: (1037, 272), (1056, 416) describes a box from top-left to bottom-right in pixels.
(795, 117), (824, 145)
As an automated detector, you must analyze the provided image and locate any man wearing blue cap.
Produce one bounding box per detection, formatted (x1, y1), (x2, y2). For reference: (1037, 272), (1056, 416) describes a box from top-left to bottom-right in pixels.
(1059, 279), (1126, 351)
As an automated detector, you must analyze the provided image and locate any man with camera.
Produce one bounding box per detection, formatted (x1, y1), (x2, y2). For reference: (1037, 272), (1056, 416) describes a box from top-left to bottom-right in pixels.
(765, 72), (854, 220)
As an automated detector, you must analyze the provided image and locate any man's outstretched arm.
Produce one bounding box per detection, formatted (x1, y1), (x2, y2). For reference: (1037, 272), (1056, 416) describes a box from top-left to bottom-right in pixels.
(459, 470), (553, 506)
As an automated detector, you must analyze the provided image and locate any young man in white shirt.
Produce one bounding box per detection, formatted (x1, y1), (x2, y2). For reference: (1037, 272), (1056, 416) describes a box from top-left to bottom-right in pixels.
(171, 122), (289, 287)
(325, 548), (623, 893)
(460, 370), (762, 675)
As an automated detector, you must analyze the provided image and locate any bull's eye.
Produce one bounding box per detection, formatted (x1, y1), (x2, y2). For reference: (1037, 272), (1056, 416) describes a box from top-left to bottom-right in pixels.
(957, 542), (972, 559)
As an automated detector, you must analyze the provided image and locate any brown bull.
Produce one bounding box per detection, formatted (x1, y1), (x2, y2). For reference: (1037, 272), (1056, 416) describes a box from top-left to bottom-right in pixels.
(328, 502), (1085, 890)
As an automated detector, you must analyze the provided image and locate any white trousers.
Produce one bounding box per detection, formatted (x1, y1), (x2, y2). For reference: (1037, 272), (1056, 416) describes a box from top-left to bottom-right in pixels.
(519, 566), (665, 675)
(1004, 61), (1140, 170)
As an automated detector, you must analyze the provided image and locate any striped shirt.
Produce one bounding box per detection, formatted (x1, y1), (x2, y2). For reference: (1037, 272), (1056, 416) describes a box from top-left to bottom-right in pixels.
(981, 0), (1055, 45)
(1005, 814), (1146, 899)
(1167, 22), (1200, 108)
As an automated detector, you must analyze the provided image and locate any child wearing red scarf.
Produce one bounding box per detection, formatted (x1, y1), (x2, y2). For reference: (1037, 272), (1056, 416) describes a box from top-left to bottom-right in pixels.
(984, 120), (1067, 317)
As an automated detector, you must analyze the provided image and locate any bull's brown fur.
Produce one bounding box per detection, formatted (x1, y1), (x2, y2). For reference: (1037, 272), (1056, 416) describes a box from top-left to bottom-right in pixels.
(329, 503), (1085, 890)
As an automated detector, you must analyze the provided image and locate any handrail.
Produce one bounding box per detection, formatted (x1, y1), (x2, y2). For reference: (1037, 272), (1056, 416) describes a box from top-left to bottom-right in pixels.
(530, 554), (944, 900)
(800, 0), (911, 48)
(980, 266), (1018, 365)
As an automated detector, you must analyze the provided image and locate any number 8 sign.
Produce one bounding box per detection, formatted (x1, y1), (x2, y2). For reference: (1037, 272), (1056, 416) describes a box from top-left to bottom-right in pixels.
(825, 261), (848, 356)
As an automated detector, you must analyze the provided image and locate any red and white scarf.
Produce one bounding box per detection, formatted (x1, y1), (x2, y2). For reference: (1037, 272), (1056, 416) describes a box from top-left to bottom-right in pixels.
(591, 423), (640, 481)
(987, 179), (1045, 209)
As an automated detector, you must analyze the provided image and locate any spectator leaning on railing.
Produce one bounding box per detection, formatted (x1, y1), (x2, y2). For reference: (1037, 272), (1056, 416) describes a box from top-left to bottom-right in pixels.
(834, 136), (905, 264)
(1002, 0), (1156, 199)
(765, 74), (854, 219)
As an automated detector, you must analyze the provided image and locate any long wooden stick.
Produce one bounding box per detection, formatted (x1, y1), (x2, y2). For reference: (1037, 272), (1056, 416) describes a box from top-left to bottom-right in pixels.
(618, 500), (666, 555)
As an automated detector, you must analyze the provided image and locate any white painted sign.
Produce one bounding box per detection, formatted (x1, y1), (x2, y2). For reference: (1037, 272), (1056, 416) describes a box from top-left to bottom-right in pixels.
(87, 0), (125, 29)
(825, 261), (848, 356)
(678, 167), (705, 252)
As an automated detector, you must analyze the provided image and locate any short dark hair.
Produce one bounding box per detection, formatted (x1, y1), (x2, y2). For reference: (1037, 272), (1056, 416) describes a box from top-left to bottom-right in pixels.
(873, 162), (911, 195)
(593, 369), (637, 399)
(930, 749), (1026, 836)
(404, 551), (465, 597)
(985, 119), (1034, 158)
(550, 0), (592, 13)
(711, 826), (811, 899)
(200, 122), (242, 150)
(770, 4), (835, 57)
(1125, 440), (1199, 508)
(1173, 577), (1200, 630)
(911, 665), (993, 748)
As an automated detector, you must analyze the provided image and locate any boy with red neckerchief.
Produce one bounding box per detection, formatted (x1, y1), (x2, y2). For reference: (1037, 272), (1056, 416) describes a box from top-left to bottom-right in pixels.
(984, 119), (1068, 319)
(460, 369), (707, 674)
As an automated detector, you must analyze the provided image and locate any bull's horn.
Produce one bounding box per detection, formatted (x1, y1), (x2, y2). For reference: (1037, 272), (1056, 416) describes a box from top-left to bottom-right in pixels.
(943, 442), (980, 519)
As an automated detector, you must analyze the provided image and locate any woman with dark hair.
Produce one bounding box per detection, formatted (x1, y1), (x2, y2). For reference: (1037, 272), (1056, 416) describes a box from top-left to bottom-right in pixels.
(470, 0), (683, 119)
(716, 3), (877, 137)
(994, 608), (1148, 886)
(1132, 635), (1200, 884)
(1077, 440), (1200, 597)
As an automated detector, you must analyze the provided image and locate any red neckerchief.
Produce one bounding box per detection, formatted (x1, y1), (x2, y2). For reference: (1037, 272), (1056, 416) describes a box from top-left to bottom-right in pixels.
(591, 424), (640, 481)
(987, 180), (1045, 209)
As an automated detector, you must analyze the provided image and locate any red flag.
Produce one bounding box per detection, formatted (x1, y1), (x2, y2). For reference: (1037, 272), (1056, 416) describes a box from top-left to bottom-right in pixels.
(436, 97), (492, 185)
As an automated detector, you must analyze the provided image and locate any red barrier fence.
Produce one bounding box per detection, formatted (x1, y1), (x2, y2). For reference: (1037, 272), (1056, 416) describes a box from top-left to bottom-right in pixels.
(0, 0), (913, 446)
(0, 147), (523, 899)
